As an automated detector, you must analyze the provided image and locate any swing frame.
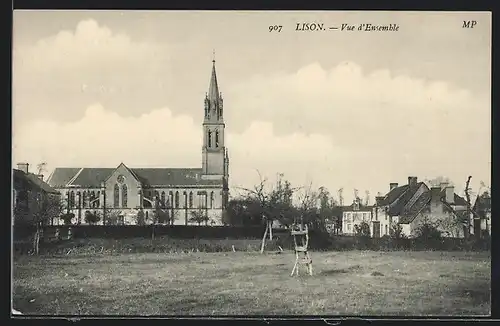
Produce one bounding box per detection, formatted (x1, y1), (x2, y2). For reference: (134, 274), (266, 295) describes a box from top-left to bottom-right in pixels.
(290, 223), (313, 276)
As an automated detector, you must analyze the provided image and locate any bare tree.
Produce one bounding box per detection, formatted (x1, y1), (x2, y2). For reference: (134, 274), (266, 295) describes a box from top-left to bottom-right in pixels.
(36, 162), (47, 176)
(31, 195), (63, 254)
(464, 176), (472, 240)
(338, 188), (344, 206)
(364, 190), (370, 206)
(239, 170), (298, 254)
(296, 182), (320, 228)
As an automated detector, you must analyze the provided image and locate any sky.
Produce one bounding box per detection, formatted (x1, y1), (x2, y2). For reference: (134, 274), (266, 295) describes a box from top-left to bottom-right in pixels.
(12, 11), (491, 204)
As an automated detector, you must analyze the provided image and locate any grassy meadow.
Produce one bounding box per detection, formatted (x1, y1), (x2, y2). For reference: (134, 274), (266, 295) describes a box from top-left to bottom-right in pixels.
(13, 250), (490, 316)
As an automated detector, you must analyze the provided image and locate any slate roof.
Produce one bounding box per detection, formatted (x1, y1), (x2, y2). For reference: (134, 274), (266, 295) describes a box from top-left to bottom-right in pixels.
(378, 185), (410, 206)
(47, 166), (223, 188)
(46, 168), (81, 187)
(13, 169), (60, 194)
(399, 191), (431, 224)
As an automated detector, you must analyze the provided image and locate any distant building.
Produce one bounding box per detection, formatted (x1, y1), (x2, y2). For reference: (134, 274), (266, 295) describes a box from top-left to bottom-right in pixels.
(374, 176), (469, 238)
(46, 60), (230, 226)
(13, 163), (61, 226)
(341, 198), (374, 236)
(473, 192), (491, 237)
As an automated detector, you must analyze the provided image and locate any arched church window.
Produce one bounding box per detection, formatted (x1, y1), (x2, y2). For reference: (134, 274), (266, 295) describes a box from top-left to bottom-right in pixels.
(175, 191), (179, 208)
(114, 184), (120, 208)
(208, 130), (212, 148)
(70, 191), (75, 208)
(161, 191), (166, 207)
(122, 184), (128, 208)
(183, 191), (188, 208)
(96, 191), (100, 208)
(77, 191), (81, 208)
(210, 191), (215, 209)
(189, 192), (193, 208)
(215, 130), (219, 148)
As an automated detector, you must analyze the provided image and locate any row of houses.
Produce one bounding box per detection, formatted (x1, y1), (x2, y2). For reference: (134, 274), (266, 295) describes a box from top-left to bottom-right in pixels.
(12, 166), (491, 239)
(339, 176), (491, 238)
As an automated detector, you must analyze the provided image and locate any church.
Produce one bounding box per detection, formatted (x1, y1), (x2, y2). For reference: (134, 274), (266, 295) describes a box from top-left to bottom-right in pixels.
(46, 59), (230, 225)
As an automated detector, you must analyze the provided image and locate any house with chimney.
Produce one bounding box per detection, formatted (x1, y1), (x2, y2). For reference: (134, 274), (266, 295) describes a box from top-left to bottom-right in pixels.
(373, 176), (469, 238)
(13, 163), (61, 226)
(341, 198), (374, 236)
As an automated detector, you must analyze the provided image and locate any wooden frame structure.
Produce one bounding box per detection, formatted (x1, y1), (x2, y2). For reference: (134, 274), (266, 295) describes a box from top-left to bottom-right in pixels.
(290, 224), (313, 276)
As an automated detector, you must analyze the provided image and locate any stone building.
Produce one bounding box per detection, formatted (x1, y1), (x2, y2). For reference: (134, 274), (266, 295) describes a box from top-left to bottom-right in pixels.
(46, 60), (230, 225)
(374, 176), (469, 238)
(341, 198), (374, 236)
(13, 163), (61, 226)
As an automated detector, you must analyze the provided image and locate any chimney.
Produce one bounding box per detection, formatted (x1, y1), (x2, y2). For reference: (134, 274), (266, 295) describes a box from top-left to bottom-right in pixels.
(390, 183), (398, 191)
(430, 186), (441, 202)
(36, 174), (44, 181)
(17, 162), (29, 174)
(408, 176), (418, 187)
(445, 186), (454, 204)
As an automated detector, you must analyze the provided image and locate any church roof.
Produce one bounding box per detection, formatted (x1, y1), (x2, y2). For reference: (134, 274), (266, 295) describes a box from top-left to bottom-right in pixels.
(47, 167), (222, 188)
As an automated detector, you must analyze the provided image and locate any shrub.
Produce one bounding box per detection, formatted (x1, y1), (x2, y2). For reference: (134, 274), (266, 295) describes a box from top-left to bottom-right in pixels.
(354, 221), (372, 249)
(84, 211), (101, 225)
(61, 213), (75, 225)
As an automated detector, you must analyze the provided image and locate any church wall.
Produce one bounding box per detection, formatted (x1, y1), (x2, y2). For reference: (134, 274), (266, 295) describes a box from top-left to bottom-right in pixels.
(105, 165), (142, 209)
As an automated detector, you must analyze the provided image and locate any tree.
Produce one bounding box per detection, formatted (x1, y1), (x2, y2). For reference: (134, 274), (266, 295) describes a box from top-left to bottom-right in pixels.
(224, 198), (262, 226)
(415, 220), (442, 241)
(296, 183), (320, 230)
(389, 223), (407, 248)
(103, 205), (122, 225)
(84, 210), (100, 225)
(239, 171), (298, 254)
(60, 212), (75, 225)
(354, 221), (371, 249)
(30, 195), (64, 254)
(464, 176), (473, 240)
(189, 209), (209, 225)
(135, 209), (146, 226)
(317, 187), (339, 233)
(36, 162), (47, 176)
(389, 223), (407, 240)
(354, 221), (371, 238)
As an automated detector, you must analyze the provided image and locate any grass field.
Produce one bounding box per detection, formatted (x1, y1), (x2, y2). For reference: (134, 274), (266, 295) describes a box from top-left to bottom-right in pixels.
(13, 250), (490, 316)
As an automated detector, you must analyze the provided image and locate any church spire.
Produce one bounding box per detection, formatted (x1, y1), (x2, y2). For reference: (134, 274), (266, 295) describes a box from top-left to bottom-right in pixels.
(208, 53), (220, 103)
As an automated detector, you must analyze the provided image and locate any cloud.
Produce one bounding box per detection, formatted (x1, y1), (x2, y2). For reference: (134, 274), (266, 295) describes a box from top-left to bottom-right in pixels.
(13, 19), (169, 123)
(12, 104), (353, 197)
(14, 19), (160, 72)
(225, 62), (490, 191)
(12, 19), (490, 202)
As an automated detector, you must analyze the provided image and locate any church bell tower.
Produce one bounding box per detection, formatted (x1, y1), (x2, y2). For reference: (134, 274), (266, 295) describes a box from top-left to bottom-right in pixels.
(201, 57), (229, 182)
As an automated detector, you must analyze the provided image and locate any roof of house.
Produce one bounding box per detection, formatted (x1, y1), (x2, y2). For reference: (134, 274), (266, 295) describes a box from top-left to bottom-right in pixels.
(13, 169), (60, 194)
(47, 166), (223, 188)
(341, 204), (373, 212)
(378, 184), (411, 206)
(398, 191), (431, 224)
(387, 182), (426, 216)
(473, 193), (491, 212)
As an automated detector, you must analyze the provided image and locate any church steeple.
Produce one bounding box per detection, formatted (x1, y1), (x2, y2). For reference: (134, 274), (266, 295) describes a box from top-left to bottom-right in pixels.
(204, 53), (224, 122)
(208, 58), (219, 103)
(202, 55), (227, 179)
